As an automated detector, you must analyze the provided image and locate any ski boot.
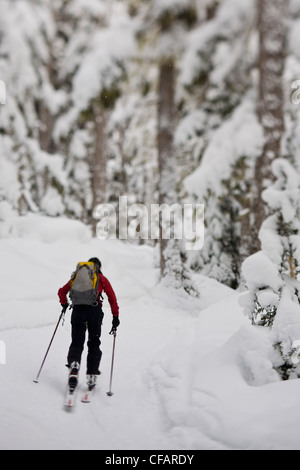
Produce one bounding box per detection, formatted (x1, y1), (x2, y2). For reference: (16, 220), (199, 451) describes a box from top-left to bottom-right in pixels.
(68, 361), (80, 391)
(86, 374), (97, 391)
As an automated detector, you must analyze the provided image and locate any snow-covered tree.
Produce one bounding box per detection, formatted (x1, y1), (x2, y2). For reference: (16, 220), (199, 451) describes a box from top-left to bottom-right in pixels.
(242, 158), (300, 379)
(179, 0), (261, 287)
(261, 159), (300, 278)
(1, 0), (300, 306)
(52, 0), (135, 229)
(253, 0), (289, 250)
(0, 0), (68, 232)
(136, 0), (199, 294)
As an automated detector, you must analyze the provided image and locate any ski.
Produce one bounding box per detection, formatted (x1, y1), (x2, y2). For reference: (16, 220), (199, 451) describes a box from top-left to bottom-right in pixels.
(65, 361), (80, 409)
(81, 386), (95, 403)
(65, 389), (76, 409)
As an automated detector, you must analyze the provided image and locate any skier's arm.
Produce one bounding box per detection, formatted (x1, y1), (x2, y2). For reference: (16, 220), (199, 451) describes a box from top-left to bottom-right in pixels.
(58, 280), (71, 305)
(101, 276), (119, 317)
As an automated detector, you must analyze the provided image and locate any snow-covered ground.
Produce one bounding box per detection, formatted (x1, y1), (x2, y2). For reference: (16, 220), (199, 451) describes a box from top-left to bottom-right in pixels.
(1, 215), (300, 450)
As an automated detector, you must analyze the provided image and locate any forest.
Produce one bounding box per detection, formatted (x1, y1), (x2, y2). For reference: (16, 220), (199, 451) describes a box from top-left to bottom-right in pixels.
(1, 0), (300, 381)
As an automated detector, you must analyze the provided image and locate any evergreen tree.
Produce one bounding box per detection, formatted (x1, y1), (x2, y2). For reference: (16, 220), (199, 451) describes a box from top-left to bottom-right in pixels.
(0, 0), (67, 227)
(53, 0), (135, 229)
(179, 0), (260, 287)
(242, 158), (300, 379)
(253, 0), (288, 250)
(134, 0), (199, 293)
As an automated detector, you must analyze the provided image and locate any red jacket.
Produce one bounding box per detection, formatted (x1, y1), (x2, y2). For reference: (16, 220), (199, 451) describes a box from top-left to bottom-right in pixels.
(58, 272), (119, 317)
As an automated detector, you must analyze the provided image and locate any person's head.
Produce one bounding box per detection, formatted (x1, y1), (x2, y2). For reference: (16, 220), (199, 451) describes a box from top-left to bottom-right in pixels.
(89, 257), (101, 272)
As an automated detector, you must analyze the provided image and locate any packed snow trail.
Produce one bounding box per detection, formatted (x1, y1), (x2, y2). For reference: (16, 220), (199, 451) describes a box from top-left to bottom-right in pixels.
(1, 216), (300, 450)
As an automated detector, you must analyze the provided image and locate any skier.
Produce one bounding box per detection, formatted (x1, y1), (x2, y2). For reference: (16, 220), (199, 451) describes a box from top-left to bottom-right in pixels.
(58, 257), (119, 392)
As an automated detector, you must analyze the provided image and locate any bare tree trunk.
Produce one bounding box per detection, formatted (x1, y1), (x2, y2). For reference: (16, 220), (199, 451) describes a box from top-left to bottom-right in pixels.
(92, 104), (107, 233)
(253, 0), (288, 251)
(157, 60), (176, 276)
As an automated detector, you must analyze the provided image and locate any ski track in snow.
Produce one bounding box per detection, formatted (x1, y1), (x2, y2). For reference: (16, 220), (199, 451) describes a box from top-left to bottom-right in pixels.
(1, 224), (300, 450)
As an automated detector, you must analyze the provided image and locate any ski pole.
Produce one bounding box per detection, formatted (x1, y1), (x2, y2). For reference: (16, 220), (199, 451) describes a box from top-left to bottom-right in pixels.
(33, 309), (65, 383)
(107, 328), (117, 396)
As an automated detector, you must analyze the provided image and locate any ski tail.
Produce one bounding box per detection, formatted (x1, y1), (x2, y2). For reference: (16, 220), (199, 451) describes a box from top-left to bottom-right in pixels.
(65, 389), (76, 408)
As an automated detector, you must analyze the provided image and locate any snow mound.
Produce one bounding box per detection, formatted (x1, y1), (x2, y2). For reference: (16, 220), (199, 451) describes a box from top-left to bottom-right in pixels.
(9, 214), (92, 243)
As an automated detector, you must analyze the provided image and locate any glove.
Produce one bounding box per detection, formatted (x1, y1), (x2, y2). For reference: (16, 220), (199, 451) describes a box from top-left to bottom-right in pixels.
(112, 316), (120, 329)
(109, 316), (120, 334)
(61, 303), (69, 314)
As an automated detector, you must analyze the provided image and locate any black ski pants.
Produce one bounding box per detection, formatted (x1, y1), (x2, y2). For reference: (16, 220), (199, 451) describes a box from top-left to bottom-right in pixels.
(67, 304), (104, 374)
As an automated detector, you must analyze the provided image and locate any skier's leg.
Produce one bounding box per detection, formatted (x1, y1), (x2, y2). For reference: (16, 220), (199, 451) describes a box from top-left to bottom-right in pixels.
(67, 306), (87, 367)
(86, 306), (104, 375)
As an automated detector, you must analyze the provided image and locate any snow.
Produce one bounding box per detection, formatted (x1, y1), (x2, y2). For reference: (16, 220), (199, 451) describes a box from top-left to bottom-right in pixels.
(241, 251), (282, 293)
(262, 158), (300, 223)
(67, 3), (136, 115)
(179, 0), (256, 87)
(0, 0), (299, 451)
(183, 94), (264, 199)
(1, 215), (300, 450)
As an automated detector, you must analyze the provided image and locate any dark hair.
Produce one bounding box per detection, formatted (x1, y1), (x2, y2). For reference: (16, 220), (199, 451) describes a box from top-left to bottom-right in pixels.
(89, 257), (101, 271)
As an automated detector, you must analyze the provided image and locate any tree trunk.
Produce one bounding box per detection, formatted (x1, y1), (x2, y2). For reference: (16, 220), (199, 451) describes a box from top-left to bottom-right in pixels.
(157, 60), (176, 276)
(253, 0), (288, 251)
(92, 104), (107, 233)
